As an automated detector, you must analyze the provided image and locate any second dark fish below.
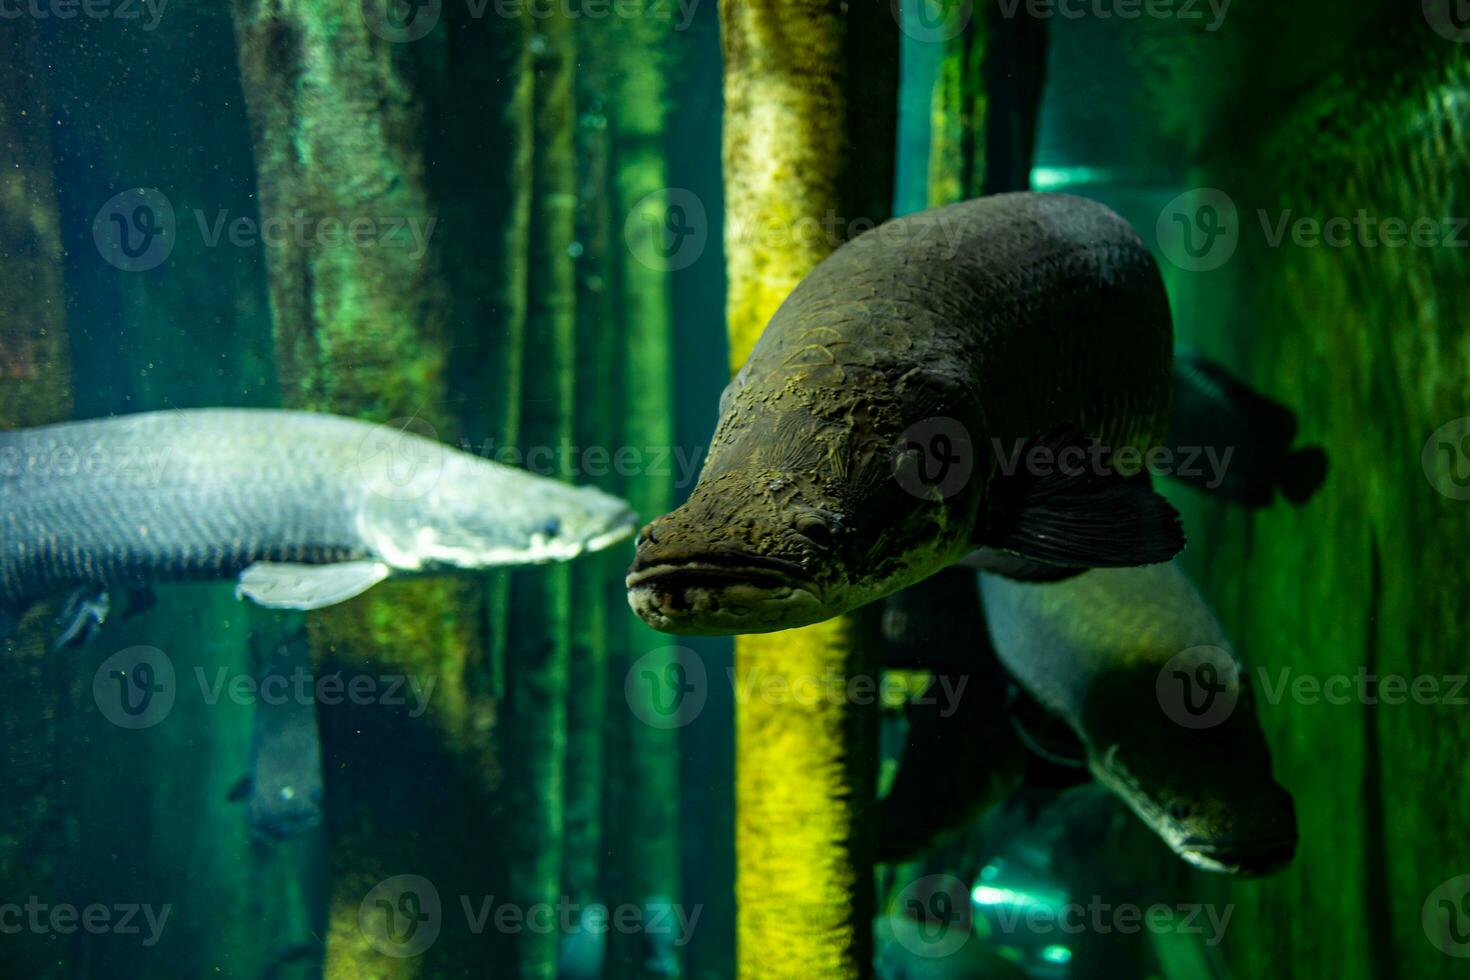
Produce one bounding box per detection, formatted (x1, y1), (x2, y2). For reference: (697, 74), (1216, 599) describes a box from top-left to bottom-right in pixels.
(879, 562), (1297, 876)
(228, 627), (325, 843)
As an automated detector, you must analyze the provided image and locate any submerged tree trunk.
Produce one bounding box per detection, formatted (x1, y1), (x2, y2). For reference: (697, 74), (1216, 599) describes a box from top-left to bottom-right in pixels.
(562, 17), (618, 960)
(722, 3), (897, 977)
(232, 5), (507, 976)
(430, 0), (533, 729)
(928, 0), (1047, 205)
(500, 8), (578, 978)
(601, 6), (682, 979)
(0, 20), (76, 980)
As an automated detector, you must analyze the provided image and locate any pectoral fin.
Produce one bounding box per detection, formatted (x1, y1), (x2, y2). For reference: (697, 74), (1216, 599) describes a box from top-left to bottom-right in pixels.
(983, 424), (1185, 570)
(53, 586), (111, 650)
(1006, 687), (1088, 770)
(236, 560), (390, 610)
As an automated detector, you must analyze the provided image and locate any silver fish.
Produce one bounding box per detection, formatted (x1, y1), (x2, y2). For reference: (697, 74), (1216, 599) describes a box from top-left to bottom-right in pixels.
(979, 561), (1297, 875)
(0, 409), (636, 640)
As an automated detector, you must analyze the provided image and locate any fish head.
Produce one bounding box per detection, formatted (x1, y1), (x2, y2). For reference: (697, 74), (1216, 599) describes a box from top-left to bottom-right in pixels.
(359, 448), (638, 570)
(626, 384), (981, 635)
(1082, 663), (1298, 876)
(247, 782), (325, 843)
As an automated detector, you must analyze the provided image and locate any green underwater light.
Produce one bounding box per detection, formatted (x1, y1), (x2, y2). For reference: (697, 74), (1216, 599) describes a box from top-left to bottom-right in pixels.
(1041, 944), (1073, 965)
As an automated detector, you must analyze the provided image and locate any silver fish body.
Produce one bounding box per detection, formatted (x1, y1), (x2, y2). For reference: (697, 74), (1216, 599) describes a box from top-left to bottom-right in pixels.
(0, 409), (635, 619)
(979, 561), (1297, 874)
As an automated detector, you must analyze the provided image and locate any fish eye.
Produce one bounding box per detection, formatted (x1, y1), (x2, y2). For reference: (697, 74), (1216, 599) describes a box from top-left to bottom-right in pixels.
(538, 517), (562, 538)
(1166, 802), (1191, 822)
(794, 515), (835, 549)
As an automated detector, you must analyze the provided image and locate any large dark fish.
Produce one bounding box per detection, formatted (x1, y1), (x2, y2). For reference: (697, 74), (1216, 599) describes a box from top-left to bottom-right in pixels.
(0, 409), (636, 644)
(980, 560), (1297, 875)
(628, 193), (1183, 636)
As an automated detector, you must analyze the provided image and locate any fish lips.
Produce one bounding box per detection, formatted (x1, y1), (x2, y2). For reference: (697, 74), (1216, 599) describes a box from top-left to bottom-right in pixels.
(1177, 832), (1298, 876)
(625, 554), (827, 636)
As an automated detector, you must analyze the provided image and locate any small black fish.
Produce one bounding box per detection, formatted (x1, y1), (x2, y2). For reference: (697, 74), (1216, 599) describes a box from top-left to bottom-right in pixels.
(228, 627), (324, 843)
(1165, 353), (1327, 507)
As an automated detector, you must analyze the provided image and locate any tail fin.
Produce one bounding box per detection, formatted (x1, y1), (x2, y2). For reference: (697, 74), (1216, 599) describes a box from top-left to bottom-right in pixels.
(1279, 446), (1328, 505)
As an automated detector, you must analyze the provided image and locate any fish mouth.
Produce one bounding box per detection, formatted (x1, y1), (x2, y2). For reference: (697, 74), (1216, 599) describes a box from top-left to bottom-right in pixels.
(584, 510), (639, 554)
(625, 553), (827, 636)
(1177, 834), (1298, 876)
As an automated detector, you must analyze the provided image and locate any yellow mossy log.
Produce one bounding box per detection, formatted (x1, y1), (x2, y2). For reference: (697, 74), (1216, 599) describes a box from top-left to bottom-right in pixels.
(722, 2), (894, 977)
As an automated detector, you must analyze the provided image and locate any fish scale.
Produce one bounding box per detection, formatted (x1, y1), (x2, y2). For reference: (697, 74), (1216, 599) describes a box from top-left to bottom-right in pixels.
(630, 192), (1182, 636)
(0, 411), (367, 607)
(0, 408), (638, 621)
(719, 193), (1172, 511)
(751, 199), (1169, 457)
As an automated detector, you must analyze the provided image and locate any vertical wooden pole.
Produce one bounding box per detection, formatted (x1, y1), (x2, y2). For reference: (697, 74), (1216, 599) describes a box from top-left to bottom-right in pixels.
(500, 8), (579, 978)
(722, 2), (898, 977)
(602, 5), (682, 978)
(231, 4), (505, 975)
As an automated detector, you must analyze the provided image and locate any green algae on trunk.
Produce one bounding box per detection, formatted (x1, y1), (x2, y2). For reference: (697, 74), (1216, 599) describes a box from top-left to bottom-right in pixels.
(562, 18), (619, 945)
(599, 5), (684, 978)
(718, 1), (897, 976)
(231, 4), (508, 975)
(500, 7), (579, 977)
(1131, 10), (1470, 978)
